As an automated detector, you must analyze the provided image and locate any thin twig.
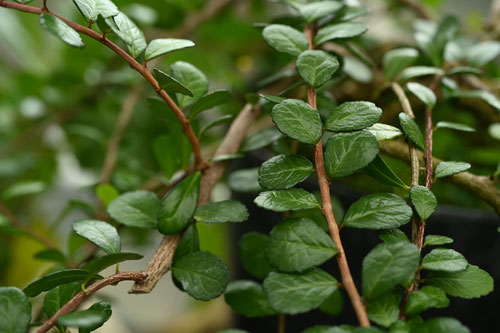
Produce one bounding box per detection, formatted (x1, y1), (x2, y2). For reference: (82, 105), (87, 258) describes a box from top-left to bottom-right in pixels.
(278, 314), (285, 333)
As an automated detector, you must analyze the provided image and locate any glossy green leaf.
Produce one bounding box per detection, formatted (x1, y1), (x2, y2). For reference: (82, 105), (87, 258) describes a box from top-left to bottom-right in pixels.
(399, 113), (425, 150)
(189, 90), (231, 119)
(412, 317), (470, 333)
(410, 185), (437, 220)
(172, 251), (229, 301)
(343, 193), (413, 230)
(153, 68), (193, 96)
(106, 12), (146, 58)
(434, 161), (471, 178)
(325, 101), (382, 132)
(228, 168), (262, 193)
(377, 228), (409, 243)
(158, 172), (201, 235)
(315, 22), (368, 45)
(383, 48), (419, 81)
(364, 155), (410, 189)
(24, 269), (89, 297)
(107, 190), (160, 229)
(399, 66), (444, 81)
(262, 24), (308, 56)
(79, 302), (112, 333)
(422, 248), (467, 272)
(451, 90), (500, 110)
(258, 154), (314, 189)
(263, 269), (337, 314)
(40, 13), (85, 48)
(254, 189), (320, 212)
(271, 99), (322, 145)
(324, 131), (379, 179)
(82, 252), (143, 284)
(239, 232), (273, 280)
(240, 128), (283, 152)
(171, 61), (209, 108)
(365, 123), (403, 141)
(296, 50), (340, 88)
(73, 0), (118, 22)
(407, 82), (436, 108)
(72, 219), (121, 254)
(435, 121), (475, 132)
(174, 224), (199, 262)
(296, 1), (343, 23)
(406, 286), (449, 315)
(200, 114), (233, 137)
(424, 235), (453, 247)
(465, 41), (500, 67)
(366, 290), (400, 327)
(0, 287), (31, 333)
(224, 280), (276, 317)
(362, 241), (420, 299)
(145, 38), (194, 61)
(194, 200), (248, 223)
(426, 264), (494, 298)
(266, 218), (337, 273)
(57, 309), (108, 329)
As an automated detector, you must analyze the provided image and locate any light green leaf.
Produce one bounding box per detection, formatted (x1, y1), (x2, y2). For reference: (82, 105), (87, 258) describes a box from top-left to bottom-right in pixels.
(426, 264), (494, 298)
(435, 121), (475, 132)
(263, 269), (338, 314)
(406, 286), (449, 315)
(254, 189), (320, 212)
(72, 220), (121, 254)
(145, 38), (194, 61)
(412, 317), (470, 333)
(57, 309), (108, 329)
(466, 41), (500, 67)
(262, 24), (308, 56)
(73, 0), (118, 22)
(324, 131), (379, 179)
(2, 180), (45, 200)
(410, 185), (437, 220)
(271, 99), (323, 144)
(365, 123), (403, 141)
(96, 184), (118, 206)
(228, 168), (262, 193)
(446, 66), (482, 76)
(266, 218), (337, 273)
(325, 102), (382, 132)
(24, 269), (90, 297)
(366, 290), (400, 327)
(107, 190), (160, 229)
(189, 90), (231, 119)
(407, 82), (436, 108)
(297, 1), (343, 23)
(171, 61), (209, 107)
(172, 251), (229, 301)
(315, 22), (368, 45)
(383, 48), (419, 81)
(399, 113), (425, 150)
(489, 123), (500, 140)
(399, 66), (444, 82)
(153, 68), (193, 96)
(451, 90), (500, 110)
(362, 241), (420, 299)
(157, 172), (201, 235)
(40, 13), (85, 48)
(194, 200), (248, 223)
(239, 232), (273, 280)
(434, 161), (471, 178)
(224, 280), (276, 317)
(106, 12), (146, 58)
(259, 154), (314, 189)
(337, 6), (370, 21)
(422, 248), (467, 272)
(424, 235), (454, 247)
(364, 155), (410, 189)
(82, 252), (143, 285)
(241, 128), (283, 152)
(78, 302), (112, 333)
(296, 50), (340, 88)
(0, 287), (31, 333)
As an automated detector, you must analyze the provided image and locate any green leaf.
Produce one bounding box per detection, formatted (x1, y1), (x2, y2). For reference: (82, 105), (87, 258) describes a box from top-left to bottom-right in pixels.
(171, 61), (209, 108)
(72, 220), (121, 254)
(57, 309), (108, 329)
(258, 154), (314, 190)
(337, 6), (370, 21)
(153, 68), (193, 96)
(228, 168), (262, 193)
(325, 101), (382, 133)
(382, 48), (419, 81)
(451, 90), (500, 110)
(406, 286), (449, 315)
(174, 224), (199, 262)
(435, 121), (475, 132)
(262, 24), (308, 56)
(364, 155), (410, 189)
(319, 288), (343, 316)
(1, 180), (45, 201)
(399, 113), (425, 150)
(73, 0), (118, 22)
(362, 241), (420, 299)
(79, 302), (112, 333)
(34, 248), (67, 264)
(366, 290), (400, 328)
(200, 114), (233, 137)
(434, 161), (471, 178)
(106, 12), (146, 58)
(344, 193), (413, 230)
(365, 123), (403, 141)
(446, 66), (482, 76)
(263, 269), (338, 314)
(266, 218), (337, 273)
(0, 287), (31, 333)
(410, 185), (437, 220)
(255, 189), (320, 212)
(240, 128), (283, 152)
(407, 82), (436, 108)
(96, 184), (119, 206)
(107, 190), (160, 229)
(157, 172), (201, 235)
(40, 13), (85, 48)
(189, 90), (231, 119)
(324, 131), (379, 179)
(211, 153), (243, 162)
(426, 264), (494, 298)
(399, 66), (444, 82)
(465, 41), (500, 67)
(82, 252), (143, 285)
(224, 280), (276, 317)
(259, 94), (287, 104)
(296, 1), (343, 23)
(24, 269), (90, 297)
(172, 251), (229, 301)
(315, 22), (368, 45)
(239, 232), (273, 280)
(194, 200), (248, 223)
(424, 235), (453, 247)
(271, 99), (322, 145)
(377, 228), (409, 243)
(145, 38), (194, 61)
(43, 282), (78, 332)
(302, 326), (348, 333)
(412, 317), (470, 333)
(421, 248), (467, 272)
(296, 50), (340, 88)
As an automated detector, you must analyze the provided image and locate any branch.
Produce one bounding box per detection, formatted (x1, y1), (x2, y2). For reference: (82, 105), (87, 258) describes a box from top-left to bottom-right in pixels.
(36, 271), (145, 333)
(129, 103), (259, 293)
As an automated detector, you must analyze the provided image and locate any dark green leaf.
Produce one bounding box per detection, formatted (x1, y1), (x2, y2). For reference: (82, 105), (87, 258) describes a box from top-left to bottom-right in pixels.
(319, 288), (343, 316)
(199, 114), (233, 137)
(399, 66), (444, 82)
(240, 128), (283, 152)
(406, 286), (449, 315)
(259, 154), (314, 189)
(254, 189), (320, 212)
(407, 82), (436, 108)
(366, 290), (400, 327)
(194, 200), (248, 223)
(224, 280), (276, 317)
(382, 48), (419, 81)
(434, 161), (471, 178)
(82, 252), (143, 285)
(364, 154), (410, 189)
(72, 220), (121, 254)
(79, 302), (112, 333)
(259, 94), (286, 104)
(377, 228), (409, 243)
(412, 317), (470, 333)
(296, 50), (340, 88)
(145, 38), (194, 61)
(171, 61), (209, 108)
(435, 121), (475, 132)
(446, 66), (482, 76)
(239, 232), (273, 280)
(465, 41), (500, 67)
(325, 101), (382, 132)
(44, 282), (79, 333)
(424, 235), (453, 247)
(189, 90), (231, 119)
(0, 287), (31, 333)
(262, 24), (308, 56)
(153, 68), (193, 96)
(228, 168), (262, 193)
(410, 185), (437, 220)
(422, 248), (467, 272)
(34, 248), (67, 264)
(57, 309), (108, 329)
(365, 123), (403, 141)
(296, 1), (343, 23)
(24, 269), (89, 297)
(399, 113), (425, 150)
(40, 13), (85, 48)
(174, 224), (199, 262)
(315, 22), (368, 45)
(105, 12), (146, 58)
(107, 190), (160, 229)
(73, 0), (118, 22)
